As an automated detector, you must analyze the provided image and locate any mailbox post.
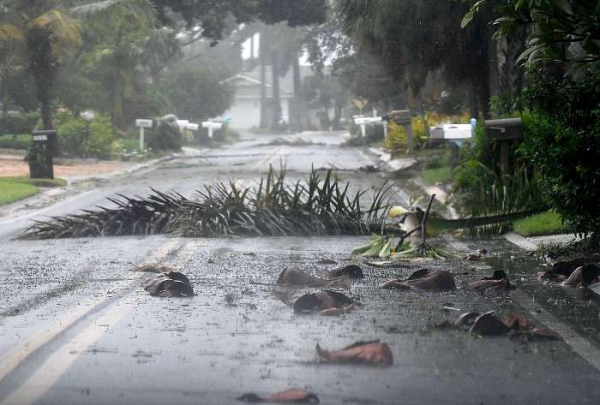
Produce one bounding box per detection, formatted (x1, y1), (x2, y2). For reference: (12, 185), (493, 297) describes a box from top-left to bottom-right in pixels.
(135, 119), (153, 151)
(484, 118), (523, 174)
(29, 130), (56, 179)
(385, 110), (413, 154)
(353, 116), (382, 138)
(202, 120), (223, 139)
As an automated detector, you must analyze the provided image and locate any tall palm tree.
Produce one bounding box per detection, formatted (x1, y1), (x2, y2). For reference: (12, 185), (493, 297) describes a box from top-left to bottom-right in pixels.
(0, 0), (151, 153)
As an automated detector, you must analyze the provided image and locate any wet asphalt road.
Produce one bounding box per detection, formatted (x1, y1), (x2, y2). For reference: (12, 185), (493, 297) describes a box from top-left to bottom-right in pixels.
(1, 132), (600, 405)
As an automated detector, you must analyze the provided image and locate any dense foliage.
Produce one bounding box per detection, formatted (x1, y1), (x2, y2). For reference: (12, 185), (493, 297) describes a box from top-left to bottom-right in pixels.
(55, 111), (116, 159)
(517, 71), (600, 234)
(166, 65), (234, 121)
(0, 112), (40, 135)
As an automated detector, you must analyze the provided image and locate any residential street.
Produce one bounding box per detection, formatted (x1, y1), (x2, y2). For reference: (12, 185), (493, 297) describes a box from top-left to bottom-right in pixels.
(1, 132), (600, 405)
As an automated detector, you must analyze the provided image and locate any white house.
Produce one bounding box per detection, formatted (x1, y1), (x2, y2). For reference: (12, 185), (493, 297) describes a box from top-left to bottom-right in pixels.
(223, 70), (294, 129)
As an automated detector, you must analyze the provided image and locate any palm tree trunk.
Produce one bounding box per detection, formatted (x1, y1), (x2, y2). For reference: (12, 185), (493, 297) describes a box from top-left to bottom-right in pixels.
(259, 41), (268, 128)
(271, 49), (282, 129)
(291, 55), (304, 131)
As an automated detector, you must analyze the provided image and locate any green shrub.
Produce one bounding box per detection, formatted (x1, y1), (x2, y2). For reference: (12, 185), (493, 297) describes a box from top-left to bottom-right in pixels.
(0, 112), (40, 135)
(55, 112), (116, 159)
(0, 134), (31, 150)
(518, 70), (600, 235)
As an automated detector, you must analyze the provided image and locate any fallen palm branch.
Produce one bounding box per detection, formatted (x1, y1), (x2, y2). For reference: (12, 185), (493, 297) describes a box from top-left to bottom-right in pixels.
(20, 167), (391, 239)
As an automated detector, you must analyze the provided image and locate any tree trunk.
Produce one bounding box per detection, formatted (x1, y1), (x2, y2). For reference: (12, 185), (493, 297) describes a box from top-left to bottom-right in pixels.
(259, 40), (268, 128)
(271, 49), (282, 129)
(291, 55), (304, 131)
(28, 30), (58, 155)
(332, 100), (343, 130)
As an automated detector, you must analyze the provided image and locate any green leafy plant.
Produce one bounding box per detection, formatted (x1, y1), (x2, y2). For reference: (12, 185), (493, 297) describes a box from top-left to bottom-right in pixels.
(517, 71), (600, 235)
(55, 112), (116, 159)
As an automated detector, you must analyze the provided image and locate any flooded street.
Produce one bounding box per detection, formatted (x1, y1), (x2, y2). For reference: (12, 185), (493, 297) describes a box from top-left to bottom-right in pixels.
(2, 132), (600, 404)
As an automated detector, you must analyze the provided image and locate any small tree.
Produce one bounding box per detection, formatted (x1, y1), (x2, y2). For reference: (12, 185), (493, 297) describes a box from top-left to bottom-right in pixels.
(165, 66), (234, 121)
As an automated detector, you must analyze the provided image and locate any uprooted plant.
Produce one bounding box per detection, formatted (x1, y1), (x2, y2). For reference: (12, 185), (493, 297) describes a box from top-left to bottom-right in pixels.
(353, 194), (457, 259)
(20, 167), (391, 239)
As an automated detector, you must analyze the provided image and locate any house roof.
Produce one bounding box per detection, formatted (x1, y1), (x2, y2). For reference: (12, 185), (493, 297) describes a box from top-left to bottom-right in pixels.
(224, 64), (316, 99)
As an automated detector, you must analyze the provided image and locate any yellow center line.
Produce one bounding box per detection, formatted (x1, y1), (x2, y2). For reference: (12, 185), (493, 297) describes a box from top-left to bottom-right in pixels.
(0, 239), (182, 404)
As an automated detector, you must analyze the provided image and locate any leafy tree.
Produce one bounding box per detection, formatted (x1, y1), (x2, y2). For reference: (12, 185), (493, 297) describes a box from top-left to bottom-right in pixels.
(335, 0), (495, 117)
(165, 64), (234, 121)
(465, 0), (600, 79)
(465, 0), (600, 234)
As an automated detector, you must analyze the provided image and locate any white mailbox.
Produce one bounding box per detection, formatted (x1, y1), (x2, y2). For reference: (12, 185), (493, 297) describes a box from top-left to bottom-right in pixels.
(187, 123), (199, 131)
(430, 124), (473, 140)
(176, 120), (190, 128)
(135, 119), (153, 151)
(202, 121), (223, 138)
(135, 119), (153, 128)
(354, 116), (382, 125)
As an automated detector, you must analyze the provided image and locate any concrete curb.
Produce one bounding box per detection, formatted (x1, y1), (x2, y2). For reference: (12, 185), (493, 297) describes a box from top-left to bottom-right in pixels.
(368, 147), (417, 171)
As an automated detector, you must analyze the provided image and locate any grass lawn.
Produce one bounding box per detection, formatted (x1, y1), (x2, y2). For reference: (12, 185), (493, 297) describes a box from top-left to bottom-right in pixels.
(513, 210), (572, 237)
(0, 181), (39, 205)
(0, 176), (67, 187)
(422, 166), (453, 185)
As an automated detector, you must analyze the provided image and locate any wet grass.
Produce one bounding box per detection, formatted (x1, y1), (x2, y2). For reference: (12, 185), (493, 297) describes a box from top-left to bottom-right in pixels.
(513, 210), (571, 237)
(0, 181), (39, 205)
(21, 167), (391, 239)
(0, 176), (67, 188)
(422, 167), (452, 185)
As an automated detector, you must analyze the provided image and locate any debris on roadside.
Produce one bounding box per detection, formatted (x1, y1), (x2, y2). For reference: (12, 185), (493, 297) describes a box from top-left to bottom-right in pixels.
(468, 270), (512, 292)
(436, 310), (561, 342)
(537, 260), (600, 294)
(503, 313), (531, 331)
(366, 260), (410, 269)
(441, 302), (461, 312)
(508, 328), (563, 342)
(319, 264), (364, 279)
(381, 270), (456, 292)
(316, 259), (338, 265)
(536, 256), (600, 282)
(560, 263), (600, 287)
(277, 267), (349, 288)
(237, 388), (320, 403)
(469, 312), (510, 336)
(144, 271), (195, 297)
(358, 164), (380, 173)
(455, 312), (480, 328)
(293, 290), (355, 315)
(316, 340), (393, 366)
(462, 249), (488, 261)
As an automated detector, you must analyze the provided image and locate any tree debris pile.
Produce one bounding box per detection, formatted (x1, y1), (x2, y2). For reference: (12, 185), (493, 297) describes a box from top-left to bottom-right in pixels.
(20, 168), (389, 239)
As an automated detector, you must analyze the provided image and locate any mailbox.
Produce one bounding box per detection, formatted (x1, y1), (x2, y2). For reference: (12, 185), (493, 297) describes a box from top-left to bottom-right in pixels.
(385, 110), (411, 125)
(484, 118), (523, 141)
(484, 118), (523, 174)
(429, 124), (473, 140)
(28, 130), (56, 179)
